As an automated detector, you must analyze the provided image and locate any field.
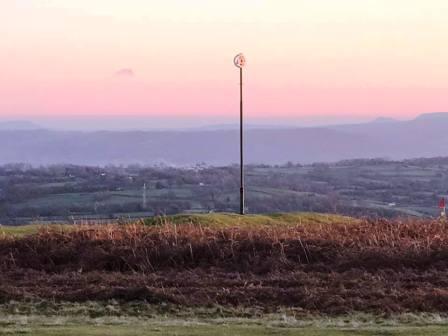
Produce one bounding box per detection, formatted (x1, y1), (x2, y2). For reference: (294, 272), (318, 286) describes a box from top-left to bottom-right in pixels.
(2, 213), (448, 334)
(1, 213), (447, 312)
(2, 157), (448, 224)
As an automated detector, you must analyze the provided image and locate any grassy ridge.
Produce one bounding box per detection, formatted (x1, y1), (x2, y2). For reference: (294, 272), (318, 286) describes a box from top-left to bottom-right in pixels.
(0, 212), (357, 237)
(142, 212), (357, 227)
(0, 224), (70, 237)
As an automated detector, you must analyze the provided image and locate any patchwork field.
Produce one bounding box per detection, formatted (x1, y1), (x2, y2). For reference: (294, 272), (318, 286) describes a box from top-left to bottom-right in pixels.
(3, 158), (448, 224)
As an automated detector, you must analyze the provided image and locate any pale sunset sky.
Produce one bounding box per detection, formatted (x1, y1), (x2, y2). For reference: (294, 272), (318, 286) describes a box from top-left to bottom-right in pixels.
(1, 0), (448, 122)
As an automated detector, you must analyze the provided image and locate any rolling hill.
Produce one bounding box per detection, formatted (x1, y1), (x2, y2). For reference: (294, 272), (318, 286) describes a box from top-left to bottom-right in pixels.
(0, 112), (447, 165)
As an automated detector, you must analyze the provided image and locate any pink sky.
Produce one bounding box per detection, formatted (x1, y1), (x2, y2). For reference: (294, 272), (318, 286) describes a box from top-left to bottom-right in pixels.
(1, 0), (448, 120)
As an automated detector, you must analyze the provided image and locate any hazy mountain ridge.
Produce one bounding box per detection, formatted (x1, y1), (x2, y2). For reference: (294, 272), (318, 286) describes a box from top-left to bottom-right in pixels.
(0, 120), (41, 130)
(0, 113), (447, 165)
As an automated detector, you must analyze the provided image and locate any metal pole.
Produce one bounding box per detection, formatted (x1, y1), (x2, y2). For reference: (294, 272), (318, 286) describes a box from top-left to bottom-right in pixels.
(239, 66), (245, 215)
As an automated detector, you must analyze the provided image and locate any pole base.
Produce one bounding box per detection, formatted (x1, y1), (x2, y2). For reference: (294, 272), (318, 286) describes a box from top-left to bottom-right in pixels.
(240, 187), (245, 215)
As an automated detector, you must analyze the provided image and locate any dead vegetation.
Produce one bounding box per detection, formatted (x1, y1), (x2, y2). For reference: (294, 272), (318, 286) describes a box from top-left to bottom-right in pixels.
(0, 217), (448, 314)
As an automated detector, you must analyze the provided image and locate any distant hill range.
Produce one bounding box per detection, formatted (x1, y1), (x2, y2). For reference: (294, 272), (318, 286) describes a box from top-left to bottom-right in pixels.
(0, 112), (447, 166)
(0, 120), (41, 130)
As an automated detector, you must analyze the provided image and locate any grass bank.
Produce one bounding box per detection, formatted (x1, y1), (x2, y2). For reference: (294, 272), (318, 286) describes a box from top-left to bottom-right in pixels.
(0, 212), (357, 237)
(142, 212), (357, 227)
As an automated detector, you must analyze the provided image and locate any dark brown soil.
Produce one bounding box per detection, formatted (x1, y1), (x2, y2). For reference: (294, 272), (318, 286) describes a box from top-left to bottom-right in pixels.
(1, 219), (448, 314)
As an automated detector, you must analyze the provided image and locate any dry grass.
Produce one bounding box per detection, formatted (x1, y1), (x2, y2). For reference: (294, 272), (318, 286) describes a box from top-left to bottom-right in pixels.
(1, 217), (448, 314)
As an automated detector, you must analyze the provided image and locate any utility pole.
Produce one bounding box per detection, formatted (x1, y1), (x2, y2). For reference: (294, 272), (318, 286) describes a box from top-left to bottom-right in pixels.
(142, 183), (147, 209)
(234, 53), (246, 215)
(439, 197), (446, 218)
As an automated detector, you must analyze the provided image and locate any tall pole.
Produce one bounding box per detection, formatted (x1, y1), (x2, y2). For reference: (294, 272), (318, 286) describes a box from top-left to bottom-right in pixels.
(239, 66), (245, 215)
(234, 53), (246, 215)
(142, 183), (147, 209)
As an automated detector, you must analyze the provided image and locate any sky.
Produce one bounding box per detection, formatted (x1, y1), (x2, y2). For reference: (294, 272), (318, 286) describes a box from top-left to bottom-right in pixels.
(1, 0), (448, 125)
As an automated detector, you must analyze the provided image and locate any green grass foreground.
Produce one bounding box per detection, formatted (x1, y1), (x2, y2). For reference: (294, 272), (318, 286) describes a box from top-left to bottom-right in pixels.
(1, 303), (448, 336)
(2, 319), (448, 336)
(4, 325), (448, 336)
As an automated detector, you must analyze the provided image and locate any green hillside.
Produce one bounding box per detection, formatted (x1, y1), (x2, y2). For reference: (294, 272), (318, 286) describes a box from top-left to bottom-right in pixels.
(143, 212), (358, 227)
(0, 212), (357, 237)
